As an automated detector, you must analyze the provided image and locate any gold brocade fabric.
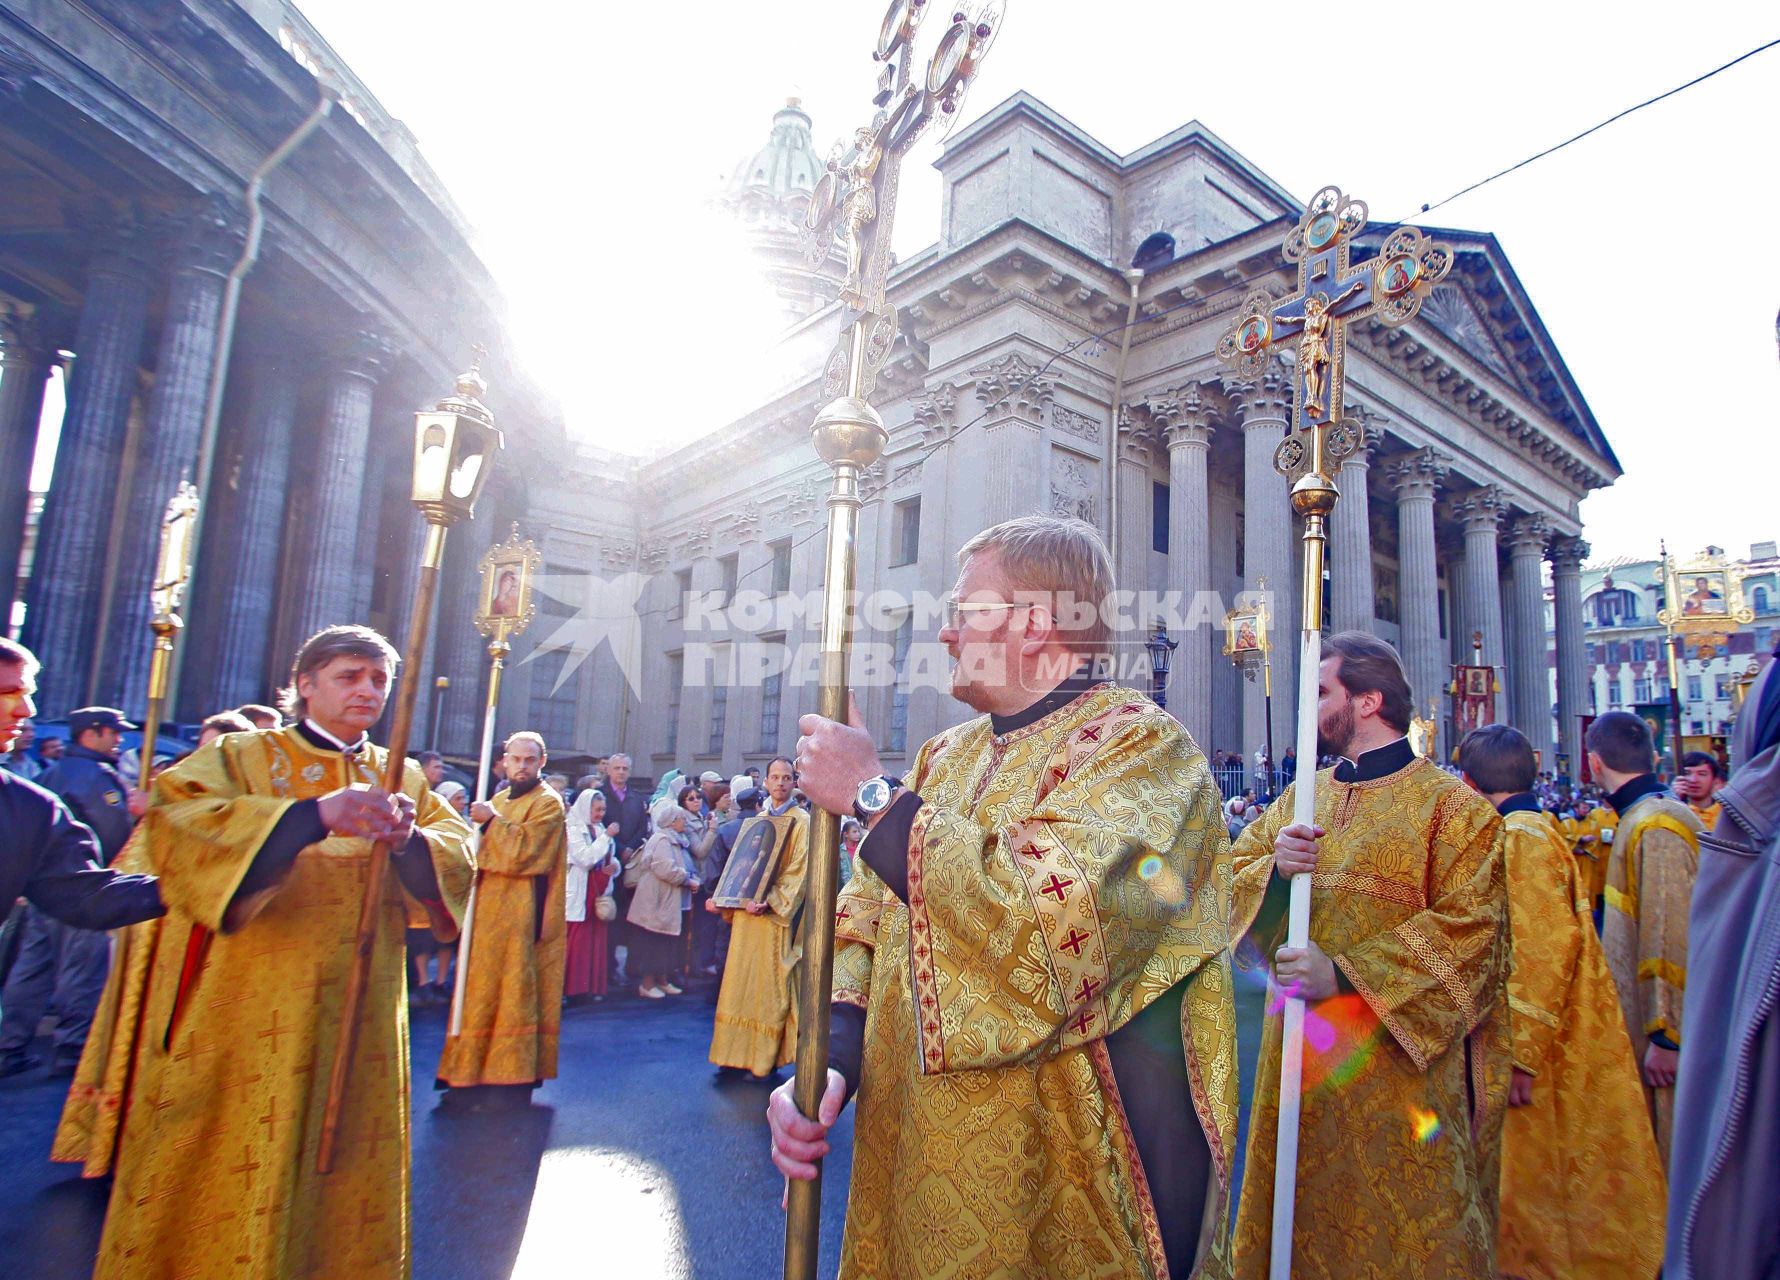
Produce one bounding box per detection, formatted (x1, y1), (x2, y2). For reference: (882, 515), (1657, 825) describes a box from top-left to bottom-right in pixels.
(1497, 810), (1665, 1279)
(834, 685), (1238, 1280)
(1229, 759), (1511, 1280)
(1601, 793), (1700, 1164)
(65, 726), (472, 1280)
(1562, 809), (1614, 907)
(436, 783), (567, 1087)
(709, 809), (807, 1075)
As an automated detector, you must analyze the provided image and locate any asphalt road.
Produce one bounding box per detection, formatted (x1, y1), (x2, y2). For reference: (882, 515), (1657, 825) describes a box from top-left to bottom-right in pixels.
(0, 962), (1266, 1279)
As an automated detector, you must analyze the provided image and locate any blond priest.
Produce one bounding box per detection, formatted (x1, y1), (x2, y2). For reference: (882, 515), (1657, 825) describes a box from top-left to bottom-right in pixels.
(775, 516), (1239, 1280)
(1457, 724), (1665, 1277)
(437, 730), (567, 1094)
(709, 755), (807, 1078)
(69, 625), (472, 1279)
(1588, 710), (1701, 1165)
(1230, 632), (1511, 1280)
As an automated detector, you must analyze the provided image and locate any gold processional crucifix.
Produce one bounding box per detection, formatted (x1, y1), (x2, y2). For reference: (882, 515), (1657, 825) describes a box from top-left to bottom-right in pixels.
(785, 5), (1006, 1280)
(1217, 186), (1452, 1280)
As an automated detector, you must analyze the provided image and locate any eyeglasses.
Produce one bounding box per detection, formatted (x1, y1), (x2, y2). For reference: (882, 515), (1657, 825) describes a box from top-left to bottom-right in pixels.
(945, 599), (1034, 631)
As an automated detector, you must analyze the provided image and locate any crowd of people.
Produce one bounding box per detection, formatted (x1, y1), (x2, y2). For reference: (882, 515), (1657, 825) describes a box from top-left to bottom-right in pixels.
(1, 512), (1777, 1280)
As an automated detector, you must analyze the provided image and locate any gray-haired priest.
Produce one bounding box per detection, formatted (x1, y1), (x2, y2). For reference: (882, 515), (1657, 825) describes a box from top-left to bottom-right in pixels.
(777, 515), (1239, 1280)
(63, 624), (474, 1280)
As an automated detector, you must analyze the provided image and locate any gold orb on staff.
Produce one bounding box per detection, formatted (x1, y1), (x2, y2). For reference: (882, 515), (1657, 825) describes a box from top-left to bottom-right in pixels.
(136, 482), (201, 777)
(786, 5), (1006, 1278)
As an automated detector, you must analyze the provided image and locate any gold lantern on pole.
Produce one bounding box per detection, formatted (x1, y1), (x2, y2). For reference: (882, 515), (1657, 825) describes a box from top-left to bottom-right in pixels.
(137, 481), (200, 776)
(317, 355), (501, 1173)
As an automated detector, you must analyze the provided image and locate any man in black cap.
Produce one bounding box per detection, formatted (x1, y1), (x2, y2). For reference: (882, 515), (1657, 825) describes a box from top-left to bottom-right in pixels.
(0, 641), (163, 1078)
(2, 704), (145, 1075)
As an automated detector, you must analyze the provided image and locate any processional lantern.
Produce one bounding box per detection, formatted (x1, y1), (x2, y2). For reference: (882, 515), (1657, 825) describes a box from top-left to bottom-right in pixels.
(1145, 620), (1178, 709)
(319, 352), (500, 1174)
(138, 481), (201, 775)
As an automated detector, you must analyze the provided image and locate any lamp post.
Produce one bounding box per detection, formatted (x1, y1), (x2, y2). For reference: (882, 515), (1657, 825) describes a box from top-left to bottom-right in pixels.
(430, 676), (450, 753)
(1145, 619), (1178, 710)
(317, 356), (501, 1173)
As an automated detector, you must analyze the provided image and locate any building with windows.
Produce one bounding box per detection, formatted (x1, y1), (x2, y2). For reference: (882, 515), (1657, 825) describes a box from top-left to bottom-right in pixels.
(1, 4), (1624, 778)
(1547, 541), (1779, 763)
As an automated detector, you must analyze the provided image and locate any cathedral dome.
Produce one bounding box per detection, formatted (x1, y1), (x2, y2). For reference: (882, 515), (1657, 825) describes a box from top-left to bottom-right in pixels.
(725, 98), (825, 208)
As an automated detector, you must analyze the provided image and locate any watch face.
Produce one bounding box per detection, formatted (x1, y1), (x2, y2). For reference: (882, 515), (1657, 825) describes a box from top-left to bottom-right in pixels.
(858, 777), (892, 812)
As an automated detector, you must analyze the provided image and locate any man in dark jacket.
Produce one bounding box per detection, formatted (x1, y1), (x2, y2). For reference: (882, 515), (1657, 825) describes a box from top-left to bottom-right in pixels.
(598, 753), (650, 983)
(0, 643), (163, 1077)
(2, 703), (147, 1075)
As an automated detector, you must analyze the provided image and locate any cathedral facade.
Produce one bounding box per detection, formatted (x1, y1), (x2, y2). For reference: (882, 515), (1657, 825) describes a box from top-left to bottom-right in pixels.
(535, 95), (1619, 778)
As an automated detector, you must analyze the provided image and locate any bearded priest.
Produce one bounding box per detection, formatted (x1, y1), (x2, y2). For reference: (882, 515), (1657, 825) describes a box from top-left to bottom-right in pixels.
(776, 516), (1239, 1280)
(72, 625), (473, 1279)
(1230, 632), (1511, 1280)
(436, 730), (567, 1094)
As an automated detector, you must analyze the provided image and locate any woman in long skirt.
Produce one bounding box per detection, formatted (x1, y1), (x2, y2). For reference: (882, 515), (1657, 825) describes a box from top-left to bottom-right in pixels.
(565, 789), (617, 999)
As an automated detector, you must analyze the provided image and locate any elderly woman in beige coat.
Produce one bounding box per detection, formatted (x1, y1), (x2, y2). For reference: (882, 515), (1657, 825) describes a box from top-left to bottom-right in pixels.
(626, 795), (699, 999)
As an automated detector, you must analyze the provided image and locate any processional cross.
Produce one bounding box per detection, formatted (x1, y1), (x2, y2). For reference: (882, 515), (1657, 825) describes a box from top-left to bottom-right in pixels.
(1217, 187), (1453, 1280)
(783, 5), (1005, 1280)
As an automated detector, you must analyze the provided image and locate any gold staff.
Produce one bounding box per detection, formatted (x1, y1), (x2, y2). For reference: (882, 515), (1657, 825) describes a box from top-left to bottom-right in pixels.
(448, 523), (542, 1037)
(317, 357), (502, 1173)
(1219, 187), (1451, 1278)
(136, 482), (199, 781)
(788, 6), (1006, 1275)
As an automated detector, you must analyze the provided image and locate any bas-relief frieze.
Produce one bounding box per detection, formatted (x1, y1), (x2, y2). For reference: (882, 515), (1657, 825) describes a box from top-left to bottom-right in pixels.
(1050, 402), (1101, 443)
(1048, 443), (1098, 524)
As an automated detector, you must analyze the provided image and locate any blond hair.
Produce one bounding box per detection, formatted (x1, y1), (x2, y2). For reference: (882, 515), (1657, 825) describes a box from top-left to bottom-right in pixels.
(956, 516), (1115, 658)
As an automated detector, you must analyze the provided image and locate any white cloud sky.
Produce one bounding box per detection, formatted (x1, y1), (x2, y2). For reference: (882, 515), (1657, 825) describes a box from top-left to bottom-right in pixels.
(282, 2), (1779, 563)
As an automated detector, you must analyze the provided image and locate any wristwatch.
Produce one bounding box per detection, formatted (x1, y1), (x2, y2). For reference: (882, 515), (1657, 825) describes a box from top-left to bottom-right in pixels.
(853, 774), (901, 823)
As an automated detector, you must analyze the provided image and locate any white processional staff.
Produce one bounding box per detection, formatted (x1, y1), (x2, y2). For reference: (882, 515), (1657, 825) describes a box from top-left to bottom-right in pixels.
(1218, 185), (1452, 1276)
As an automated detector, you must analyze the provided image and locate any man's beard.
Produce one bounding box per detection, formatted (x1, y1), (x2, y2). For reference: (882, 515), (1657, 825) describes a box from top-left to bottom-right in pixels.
(1317, 699), (1355, 759)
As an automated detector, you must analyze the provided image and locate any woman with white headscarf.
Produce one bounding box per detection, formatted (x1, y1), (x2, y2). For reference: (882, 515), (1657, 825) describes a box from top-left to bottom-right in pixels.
(565, 788), (618, 1000)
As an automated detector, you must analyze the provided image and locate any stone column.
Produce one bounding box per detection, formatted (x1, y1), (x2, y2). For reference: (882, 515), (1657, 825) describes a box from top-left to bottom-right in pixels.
(1453, 486), (1507, 674)
(1504, 515), (1551, 745)
(1330, 418), (1378, 633)
(21, 232), (154, 715)
(1549, 535), (1590, 774)
(111, 210), (237, 711)
(291, 328), (393, 644)
(1114, 415), (1152, 641)
(0, 307), (56, 597)
(185, 330), (302, 716)
(1157, 385), (1214, 748)
(1229, 368), (1294, 757)
(1385, 448), (1448, 731)
(972, 353), (1050, 526)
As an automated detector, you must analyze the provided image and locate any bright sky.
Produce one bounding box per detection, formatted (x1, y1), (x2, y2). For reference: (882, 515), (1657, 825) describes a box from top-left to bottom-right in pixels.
(32, 2), (1779, 567)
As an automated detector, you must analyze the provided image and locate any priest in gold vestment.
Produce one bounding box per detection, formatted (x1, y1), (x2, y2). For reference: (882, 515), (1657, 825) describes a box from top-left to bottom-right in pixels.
(62, 626), (472, 1280)
(437, 730), (567, 1091)
(1231, 633), (1511, 1280)
(710, 756), (808, 1077)
(772, 517), (1238, 1280)
(1457, 724), (1665, 1279)
(1585, 711), (1701, 1166)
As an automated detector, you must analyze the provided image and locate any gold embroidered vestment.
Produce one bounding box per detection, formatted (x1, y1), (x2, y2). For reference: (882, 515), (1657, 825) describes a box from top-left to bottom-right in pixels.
(832, 685), (1238, 1280)
(63, 726), (473, 1280)
(1229, 758), (1511, 1280)
(436, 781), (567, 1088)
(1496, 809), (1665, 1278)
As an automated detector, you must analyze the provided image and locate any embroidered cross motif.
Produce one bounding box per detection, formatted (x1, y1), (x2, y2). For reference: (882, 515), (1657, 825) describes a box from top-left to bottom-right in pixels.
(356, 1196), (388, 1243)
(258, 1096), (294, 1145)
(1071, 1008), (1096, 1035)
(1059, 927), (1091, 956)
(1078, 725), (1102, 743)
(257, 1009), (292, 1054)
(1017, 841), (1045, 859)
(1039, 873), (1075, 902)
(356, 1116), (398, 1163)
(835, 905), (851, 924)
(1075, 975), (1103, 1004)
(228, 1144), (263, 1179)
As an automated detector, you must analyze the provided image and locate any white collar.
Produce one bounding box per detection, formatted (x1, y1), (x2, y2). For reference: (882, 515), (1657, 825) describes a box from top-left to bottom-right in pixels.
(302, 718), (369, 755)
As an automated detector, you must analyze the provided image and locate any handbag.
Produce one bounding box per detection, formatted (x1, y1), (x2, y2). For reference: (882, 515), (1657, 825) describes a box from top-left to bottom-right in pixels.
(594, 893), (617, 923)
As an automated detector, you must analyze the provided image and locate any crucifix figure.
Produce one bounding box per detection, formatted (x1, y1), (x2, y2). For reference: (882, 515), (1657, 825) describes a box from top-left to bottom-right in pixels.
(1216, 184), (1455, 1280)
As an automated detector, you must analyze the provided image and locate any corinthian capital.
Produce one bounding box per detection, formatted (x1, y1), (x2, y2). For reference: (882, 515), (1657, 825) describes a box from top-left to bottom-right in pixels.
(1547, 534), (1590, 574)
(1383, 447), (1448, 499)
(1222, 365), (1291, 425)
(1451, 485), (1506, 534)
(1503, 514), (1550, 556)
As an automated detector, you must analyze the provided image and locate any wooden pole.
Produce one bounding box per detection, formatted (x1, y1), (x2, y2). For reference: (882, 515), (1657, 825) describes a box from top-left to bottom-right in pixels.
(317, 518), (448, 1173)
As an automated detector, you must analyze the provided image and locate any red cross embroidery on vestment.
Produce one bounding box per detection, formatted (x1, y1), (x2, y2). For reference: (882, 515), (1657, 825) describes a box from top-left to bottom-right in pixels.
(1039, 873), (1075, 901)
(1059, 927), (1091, 956)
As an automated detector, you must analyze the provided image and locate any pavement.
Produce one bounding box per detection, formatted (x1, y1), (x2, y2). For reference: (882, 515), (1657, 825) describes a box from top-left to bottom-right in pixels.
(0, 963), (1267, 1279)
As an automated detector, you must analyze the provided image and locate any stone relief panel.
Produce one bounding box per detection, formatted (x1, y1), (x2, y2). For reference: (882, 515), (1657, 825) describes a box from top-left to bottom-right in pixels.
(1049, 445), (1098, 524)
(1050, 402), (1102, 443)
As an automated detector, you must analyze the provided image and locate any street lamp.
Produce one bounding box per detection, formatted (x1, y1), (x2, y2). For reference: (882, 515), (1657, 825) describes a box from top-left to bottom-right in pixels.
(1145, 619), (1178, 710)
